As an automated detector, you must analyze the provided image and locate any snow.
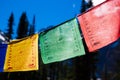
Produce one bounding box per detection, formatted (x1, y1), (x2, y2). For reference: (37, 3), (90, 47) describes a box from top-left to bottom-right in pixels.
(92, 0), (106, 6)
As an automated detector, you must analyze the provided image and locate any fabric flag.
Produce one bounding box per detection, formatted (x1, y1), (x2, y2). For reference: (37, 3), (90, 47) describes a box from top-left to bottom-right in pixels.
(78, 0), (120, 52)
(0, 44), (7, 72)
(39, 18), (85, 64)
(4, 34), (38, 72)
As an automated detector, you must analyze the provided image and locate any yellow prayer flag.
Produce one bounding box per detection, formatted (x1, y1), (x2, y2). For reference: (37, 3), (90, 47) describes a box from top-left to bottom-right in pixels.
(4, 34), (38, 72)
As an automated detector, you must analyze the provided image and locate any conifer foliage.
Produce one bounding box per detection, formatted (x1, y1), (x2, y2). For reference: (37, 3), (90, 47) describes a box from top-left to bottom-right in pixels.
(17, 12), (29, 39)
(29, 15), (35, 36)
(6, 12), (14, 39)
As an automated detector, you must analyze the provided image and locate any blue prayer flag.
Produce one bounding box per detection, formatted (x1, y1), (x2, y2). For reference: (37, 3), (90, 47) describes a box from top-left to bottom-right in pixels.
(0, 44), (7, 72)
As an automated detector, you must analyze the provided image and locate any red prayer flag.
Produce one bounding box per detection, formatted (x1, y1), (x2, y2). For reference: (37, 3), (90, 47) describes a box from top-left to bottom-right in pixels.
(78, 0), (120, 52)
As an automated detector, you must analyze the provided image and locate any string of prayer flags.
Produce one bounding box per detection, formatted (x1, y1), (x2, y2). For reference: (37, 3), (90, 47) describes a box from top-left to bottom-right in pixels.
(78, 0), (120, 52)
(39, 18), (85, 64)
(0, 44), (7, 72)
(4, 34), (38, 72)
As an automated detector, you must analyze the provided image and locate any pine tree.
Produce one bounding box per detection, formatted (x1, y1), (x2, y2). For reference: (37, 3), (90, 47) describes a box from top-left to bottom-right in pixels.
(80, 0), (92, 12)
(9, 12), (29, 80)
(6, 12), (14, 39)
(29, 15), (35, 35)
(80, 0), (86, 13)
(16, 12), (29, 39)
(75, 0), (94, 80)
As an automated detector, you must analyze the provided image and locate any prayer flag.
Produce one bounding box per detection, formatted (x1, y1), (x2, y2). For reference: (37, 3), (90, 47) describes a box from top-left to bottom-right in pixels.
(39, 18), (85, 64)
(0, 44), (7, 72)
(78, 0), (120, 52)
(4, 34), (38, 72)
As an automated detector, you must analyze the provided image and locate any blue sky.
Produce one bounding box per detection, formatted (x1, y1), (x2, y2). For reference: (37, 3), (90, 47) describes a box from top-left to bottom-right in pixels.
(0, 0), (82, 37)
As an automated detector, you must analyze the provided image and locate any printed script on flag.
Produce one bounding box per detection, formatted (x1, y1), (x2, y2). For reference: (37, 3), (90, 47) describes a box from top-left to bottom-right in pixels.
(78, 0), (120, 52)
(4, 34), (38, 72)
(39, 18), (85, 64)
(0, 44), (7, 72)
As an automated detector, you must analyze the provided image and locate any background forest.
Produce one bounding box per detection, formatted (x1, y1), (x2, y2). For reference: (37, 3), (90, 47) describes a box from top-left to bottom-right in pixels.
(0, 0), (120, 80)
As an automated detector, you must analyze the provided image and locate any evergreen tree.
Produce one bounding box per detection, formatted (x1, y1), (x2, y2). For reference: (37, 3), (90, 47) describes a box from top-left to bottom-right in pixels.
(80, 0), (92, 12)
(16, 12), (29, 39)
(114, 59), (120, 80)
(75, 0), (94, 80)
(6, 12), (14, 39)
(29, 15), (35, 35)
(80, 0), (86, 13)
(9, 12), (29, 80)
(86, 0), (92, 9)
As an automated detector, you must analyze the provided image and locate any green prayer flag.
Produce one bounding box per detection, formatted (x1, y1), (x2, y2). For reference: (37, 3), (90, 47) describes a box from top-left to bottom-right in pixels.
(39, 18), (85, 64)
